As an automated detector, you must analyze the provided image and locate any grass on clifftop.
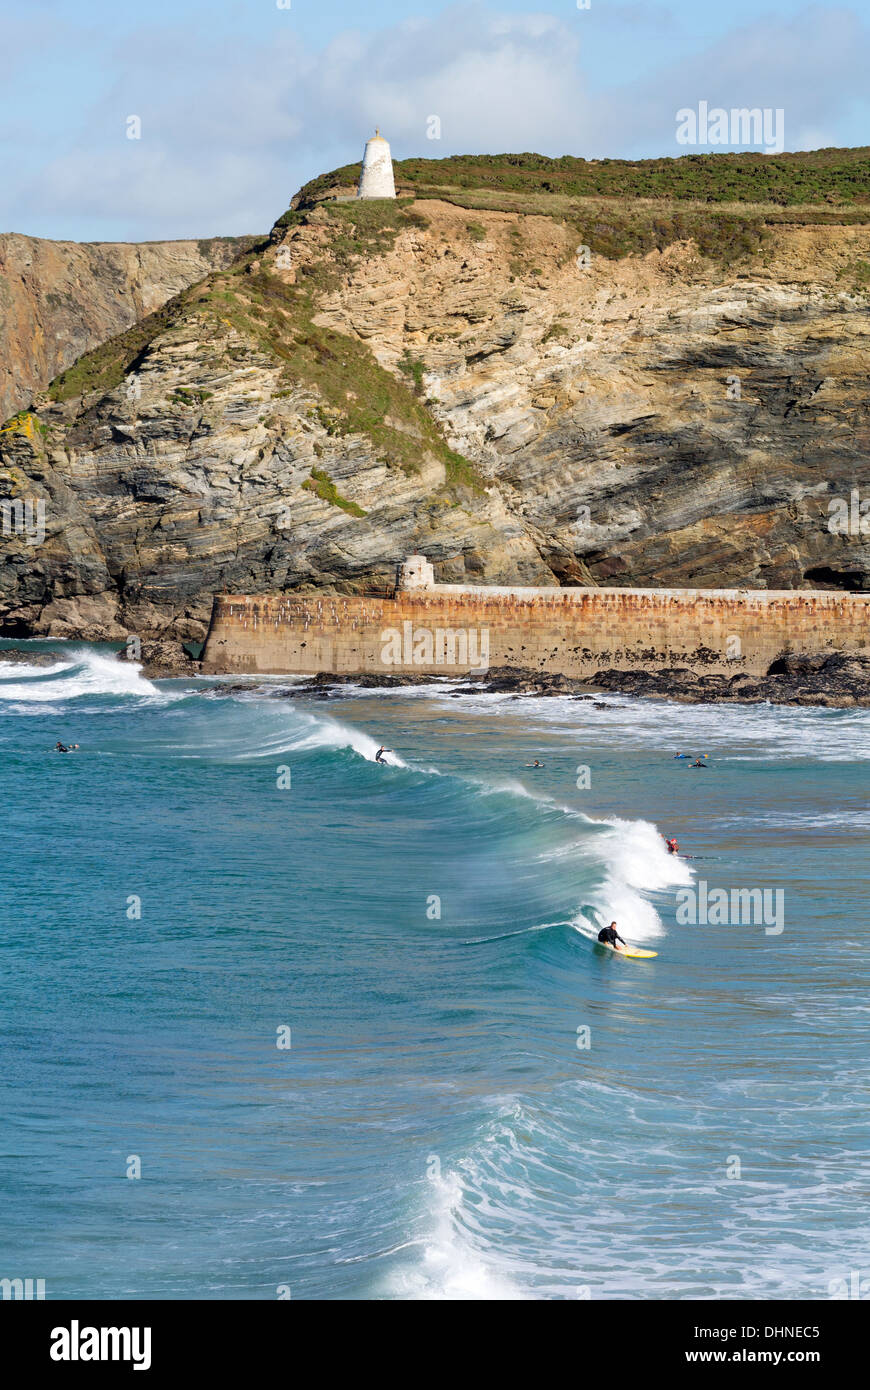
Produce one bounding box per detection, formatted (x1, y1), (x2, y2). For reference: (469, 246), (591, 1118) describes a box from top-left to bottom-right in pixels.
(571, 203), (771, 262)
(275, 196), (428, 248)
(283, 149), (870, 269)
(294, 147), (870, 210)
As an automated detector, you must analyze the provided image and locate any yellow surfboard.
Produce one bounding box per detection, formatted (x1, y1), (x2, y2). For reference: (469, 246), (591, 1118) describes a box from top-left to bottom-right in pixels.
(597, 942), (658, 959)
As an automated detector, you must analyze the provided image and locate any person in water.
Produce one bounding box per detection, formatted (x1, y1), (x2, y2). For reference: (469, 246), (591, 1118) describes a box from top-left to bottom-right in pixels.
(55, 742), (69, 753)
(665, 834), (694, 859)
(375, 746), (392, 764)
(690, 758), (707, 768)
(673, 753), (691, 759)
(524, 760), (543, 768)
(598, 921), (627, 952)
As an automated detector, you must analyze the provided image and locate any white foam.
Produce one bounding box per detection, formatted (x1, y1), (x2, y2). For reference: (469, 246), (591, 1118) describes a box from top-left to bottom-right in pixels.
(197, 708), (412, 766)
(0, 648), (161, 703)
(419, 681), (870, 762)
(0, 659), (70, 679)
(389, 1172), (528, 1301)
(472, 775), (546, 802)
(566, 816), (693, 943)
(593, 814), (694, 891)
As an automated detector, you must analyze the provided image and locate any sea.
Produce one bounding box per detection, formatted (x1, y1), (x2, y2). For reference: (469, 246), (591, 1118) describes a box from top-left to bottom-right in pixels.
(1, 640), (868, 1300)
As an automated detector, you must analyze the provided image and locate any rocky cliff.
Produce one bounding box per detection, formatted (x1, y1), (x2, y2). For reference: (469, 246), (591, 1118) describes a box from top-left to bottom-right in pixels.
(1, 154), (868, 642)
(0, 233), (257, 422)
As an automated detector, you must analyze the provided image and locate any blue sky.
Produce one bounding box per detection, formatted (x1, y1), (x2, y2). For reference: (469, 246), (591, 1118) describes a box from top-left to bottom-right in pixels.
(1, 0), (868, 242)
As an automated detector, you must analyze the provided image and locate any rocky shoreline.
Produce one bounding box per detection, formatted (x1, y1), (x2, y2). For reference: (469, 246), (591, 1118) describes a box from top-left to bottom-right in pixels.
(0, 647), (65, 667)
(196, 653), (870, 708)
(6, 639), (862, 706)
(589, 653), (870, 707)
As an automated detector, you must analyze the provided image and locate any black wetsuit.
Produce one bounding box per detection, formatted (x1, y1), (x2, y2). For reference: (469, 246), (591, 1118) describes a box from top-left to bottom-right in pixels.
(598, 926), (626, 948)
(375, 749), (387, 764)
(55, 743), (69, 753)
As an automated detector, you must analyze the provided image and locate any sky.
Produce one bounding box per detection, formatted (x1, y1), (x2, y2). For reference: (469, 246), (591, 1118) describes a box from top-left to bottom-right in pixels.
(0, 0), (868, 243)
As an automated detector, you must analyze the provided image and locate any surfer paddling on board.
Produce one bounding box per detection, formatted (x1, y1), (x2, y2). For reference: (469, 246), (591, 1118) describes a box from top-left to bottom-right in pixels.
(375, 746), (392, 765)
(524, 760), (544, 768)
(597, 921), (627, 953)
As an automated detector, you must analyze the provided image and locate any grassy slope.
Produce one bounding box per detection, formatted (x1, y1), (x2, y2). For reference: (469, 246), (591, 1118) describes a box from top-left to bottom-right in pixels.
(38, 201), (484, 495)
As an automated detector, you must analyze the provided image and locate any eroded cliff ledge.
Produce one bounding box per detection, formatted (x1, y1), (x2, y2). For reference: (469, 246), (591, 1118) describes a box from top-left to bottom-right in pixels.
(1, 152), (869, 642)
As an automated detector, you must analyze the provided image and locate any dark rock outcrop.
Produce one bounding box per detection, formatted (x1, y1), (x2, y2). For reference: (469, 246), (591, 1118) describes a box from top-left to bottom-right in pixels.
(139, 640), (202, 678)
(200, 652), (868, 707)
(592, 651), (870, 705)
(0, 647), (63, 666)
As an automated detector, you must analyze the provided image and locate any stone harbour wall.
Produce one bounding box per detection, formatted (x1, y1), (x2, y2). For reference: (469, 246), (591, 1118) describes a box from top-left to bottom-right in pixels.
(200, 584), (870, 677)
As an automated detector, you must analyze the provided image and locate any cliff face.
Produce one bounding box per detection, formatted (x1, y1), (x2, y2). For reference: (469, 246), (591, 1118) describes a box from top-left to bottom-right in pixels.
(0, 234), (256, 422)
(1, 193), (868, 642)
(311, 205), (870, 591)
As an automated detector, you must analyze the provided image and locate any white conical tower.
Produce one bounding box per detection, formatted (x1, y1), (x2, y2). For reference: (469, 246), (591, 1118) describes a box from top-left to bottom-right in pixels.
(357, 129), (396, 200)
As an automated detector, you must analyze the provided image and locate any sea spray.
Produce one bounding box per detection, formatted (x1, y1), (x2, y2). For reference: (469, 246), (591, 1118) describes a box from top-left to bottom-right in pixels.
(0, 647), (161, 706)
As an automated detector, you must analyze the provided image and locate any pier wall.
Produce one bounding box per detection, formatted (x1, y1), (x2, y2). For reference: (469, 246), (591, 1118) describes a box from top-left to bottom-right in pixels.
(200, 585), (870, 678)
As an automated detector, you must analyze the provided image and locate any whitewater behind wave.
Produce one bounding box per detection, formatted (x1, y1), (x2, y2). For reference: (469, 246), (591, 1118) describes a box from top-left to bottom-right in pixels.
(291, 715), (407, 767)
(388, 1167), (529, 1300)
(386, 1061), (870, 1300)
(0, 647), (165, 706)
(566, 814), (694, 943)
(130, 698), (413, 766)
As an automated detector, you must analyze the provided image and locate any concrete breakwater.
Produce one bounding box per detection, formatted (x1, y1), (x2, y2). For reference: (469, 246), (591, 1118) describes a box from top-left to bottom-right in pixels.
(200, 558), (869, 678)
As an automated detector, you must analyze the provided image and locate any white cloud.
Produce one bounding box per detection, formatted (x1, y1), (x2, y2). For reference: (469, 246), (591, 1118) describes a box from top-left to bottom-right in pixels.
(4, 3), (869, 241)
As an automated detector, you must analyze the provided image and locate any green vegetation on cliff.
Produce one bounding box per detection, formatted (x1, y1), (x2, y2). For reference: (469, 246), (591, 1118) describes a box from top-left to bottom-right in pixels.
(47, 298), (186, 404)
(303, 467), (367, 516)
(44, 200), (485, 497)
(295, 147), (870, 210)
(42, 146), (866, 530)
(284, 149), (870, 270)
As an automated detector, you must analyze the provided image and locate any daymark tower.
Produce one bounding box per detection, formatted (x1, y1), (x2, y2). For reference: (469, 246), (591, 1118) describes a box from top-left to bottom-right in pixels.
(357, 130), (396, 199)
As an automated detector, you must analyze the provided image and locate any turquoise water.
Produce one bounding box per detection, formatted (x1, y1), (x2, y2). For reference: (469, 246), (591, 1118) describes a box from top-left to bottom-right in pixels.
(1, 643), (868, 1299)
